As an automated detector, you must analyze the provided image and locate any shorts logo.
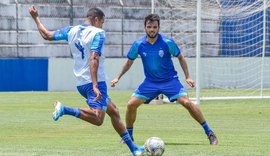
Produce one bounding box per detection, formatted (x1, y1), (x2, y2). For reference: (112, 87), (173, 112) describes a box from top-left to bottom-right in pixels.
(159, 49), (164, 57)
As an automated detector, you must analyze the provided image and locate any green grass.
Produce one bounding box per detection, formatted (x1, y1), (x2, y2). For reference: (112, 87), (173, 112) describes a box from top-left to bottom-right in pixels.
(0, 91), (270, 156)
(186, 88), (270, 98)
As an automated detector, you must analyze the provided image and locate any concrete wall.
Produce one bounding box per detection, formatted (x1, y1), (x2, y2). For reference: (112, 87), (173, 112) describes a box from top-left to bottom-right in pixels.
(0, 0), (220, 58)
(48, 58), (145, 91)
(48, 58), (270, 91)
(0, 57), (268, 91)
(1, 1), (268, 91)
(48, 58), (76, 91)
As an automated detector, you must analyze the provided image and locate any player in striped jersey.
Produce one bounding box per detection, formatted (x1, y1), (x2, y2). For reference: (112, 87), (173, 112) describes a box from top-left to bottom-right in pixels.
(29, 5), (144, 155)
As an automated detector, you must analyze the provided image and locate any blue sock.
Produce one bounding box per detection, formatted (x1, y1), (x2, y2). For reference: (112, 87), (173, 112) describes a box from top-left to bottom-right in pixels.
(121, 130), (137, 153)
(63, 106), (80, 118)
(201, 121), (213, 135)
(127, 127), (134, 141)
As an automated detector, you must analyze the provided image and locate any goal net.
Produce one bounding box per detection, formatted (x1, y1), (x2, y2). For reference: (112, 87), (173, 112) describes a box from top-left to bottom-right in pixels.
(11, 0), (270, 100)
(154, 0), (270, 102)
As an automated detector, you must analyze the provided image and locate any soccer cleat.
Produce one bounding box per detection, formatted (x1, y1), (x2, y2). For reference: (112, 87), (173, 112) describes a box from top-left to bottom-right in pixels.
(208, 132), (218, 145)
(132, 146), (145, 156)
(52, 101), (64, 121)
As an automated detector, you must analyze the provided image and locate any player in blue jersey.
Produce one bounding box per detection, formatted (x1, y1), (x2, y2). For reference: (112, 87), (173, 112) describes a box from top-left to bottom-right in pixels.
(111, 14), (218, 145)
(29, 5), (144, 155)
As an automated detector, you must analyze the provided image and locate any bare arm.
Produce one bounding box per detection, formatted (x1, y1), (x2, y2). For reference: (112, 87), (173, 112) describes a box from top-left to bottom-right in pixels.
(29, 5), (54, 40)
(178, 54), (195, 88)
(110, 59), (134, 87)
(90, 52), (102, 101)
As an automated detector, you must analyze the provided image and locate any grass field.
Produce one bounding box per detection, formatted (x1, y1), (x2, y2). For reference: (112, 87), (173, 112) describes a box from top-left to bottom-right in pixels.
(0, 91), (269, 156)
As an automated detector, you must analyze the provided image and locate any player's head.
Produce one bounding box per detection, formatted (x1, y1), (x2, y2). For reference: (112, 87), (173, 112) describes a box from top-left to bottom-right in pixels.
(144, 14), (160, 39)
(86, 7), (105, 28)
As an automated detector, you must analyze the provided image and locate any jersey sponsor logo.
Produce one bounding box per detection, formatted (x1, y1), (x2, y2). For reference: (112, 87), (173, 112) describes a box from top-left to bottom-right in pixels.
(159, 49), (164, 58)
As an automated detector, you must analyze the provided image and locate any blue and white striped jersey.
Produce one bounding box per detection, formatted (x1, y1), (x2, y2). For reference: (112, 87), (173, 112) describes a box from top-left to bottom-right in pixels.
(53, 24), (106, 86)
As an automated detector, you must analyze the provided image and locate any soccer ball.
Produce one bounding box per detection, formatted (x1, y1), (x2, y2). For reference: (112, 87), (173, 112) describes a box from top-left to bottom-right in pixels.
(144, 137), (165, 156)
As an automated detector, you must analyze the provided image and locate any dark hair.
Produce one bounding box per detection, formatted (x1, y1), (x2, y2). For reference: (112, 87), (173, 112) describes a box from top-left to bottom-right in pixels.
(86, 7), (105, 20)
(144, 14), (160, 27)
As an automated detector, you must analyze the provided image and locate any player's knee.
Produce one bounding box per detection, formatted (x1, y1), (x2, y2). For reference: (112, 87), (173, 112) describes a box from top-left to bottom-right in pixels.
(179, 99), (192, 108)
(107, 101), (120, 117)
(109, 107), (120, 118)
(95, 118), (104, 126)
(127, 102), (139, 110)
(113, 106), (120, 114)
(93, 112), (105, 126)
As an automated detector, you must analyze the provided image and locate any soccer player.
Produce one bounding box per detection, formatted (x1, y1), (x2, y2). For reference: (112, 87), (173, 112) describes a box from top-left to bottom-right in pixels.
(29, 5), (144, 155)
(111, 14), (218, 145)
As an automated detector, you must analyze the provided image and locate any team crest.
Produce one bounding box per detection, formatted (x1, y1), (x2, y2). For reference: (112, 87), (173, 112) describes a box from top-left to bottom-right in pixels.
(143, 52), (147, 57)
(159, 49), (164, 57)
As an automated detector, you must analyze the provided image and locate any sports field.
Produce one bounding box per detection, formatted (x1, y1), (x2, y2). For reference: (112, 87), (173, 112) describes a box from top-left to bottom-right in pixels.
(0, 91), (269, 156)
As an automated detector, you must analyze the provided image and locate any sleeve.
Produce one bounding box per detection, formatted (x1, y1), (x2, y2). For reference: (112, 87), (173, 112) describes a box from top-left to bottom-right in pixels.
(52, 26), (73, 41)
(127, 41), (140, 60)
(166, 38), (181, 57)
(90, 31), (106, 56)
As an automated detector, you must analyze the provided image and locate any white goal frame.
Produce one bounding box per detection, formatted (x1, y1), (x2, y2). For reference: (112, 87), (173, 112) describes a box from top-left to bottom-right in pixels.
(151, 0), (270, 104)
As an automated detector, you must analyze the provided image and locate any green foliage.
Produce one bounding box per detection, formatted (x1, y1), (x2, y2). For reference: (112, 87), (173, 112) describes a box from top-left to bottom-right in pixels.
(0, 91), (269, 156)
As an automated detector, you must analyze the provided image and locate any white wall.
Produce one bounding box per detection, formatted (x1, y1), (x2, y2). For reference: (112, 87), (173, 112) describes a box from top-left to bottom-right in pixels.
(48, 58), (146, 91)
(48, 58), (76, 91)
(48, 57), (270, 91)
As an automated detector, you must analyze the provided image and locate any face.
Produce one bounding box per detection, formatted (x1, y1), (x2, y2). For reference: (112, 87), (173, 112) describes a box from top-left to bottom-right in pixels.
(145, 20), (159, 39)
(93, 17), (104, 28)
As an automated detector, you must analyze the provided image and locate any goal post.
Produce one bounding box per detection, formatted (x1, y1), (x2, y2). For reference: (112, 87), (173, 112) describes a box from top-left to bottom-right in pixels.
(153, 0), (270, 103)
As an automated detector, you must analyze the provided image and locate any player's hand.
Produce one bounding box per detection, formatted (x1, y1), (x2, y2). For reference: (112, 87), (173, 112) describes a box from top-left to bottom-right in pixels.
(29, 5), (39, 18)
(110, 78), (119, 87)
(93, 86), (102, 101)
(186, 78), (195, 88)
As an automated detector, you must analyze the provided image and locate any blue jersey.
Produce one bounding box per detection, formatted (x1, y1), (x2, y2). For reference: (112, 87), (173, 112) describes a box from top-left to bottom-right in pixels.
(127, 34), (180, 82)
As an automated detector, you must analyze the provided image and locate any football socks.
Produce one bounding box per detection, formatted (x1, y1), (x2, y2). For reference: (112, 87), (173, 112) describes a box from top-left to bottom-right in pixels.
(63, 106), (80, 118)
(127, 127), (134, 141)
(121, 130), (137, 152)
(201, 121), (213, 135)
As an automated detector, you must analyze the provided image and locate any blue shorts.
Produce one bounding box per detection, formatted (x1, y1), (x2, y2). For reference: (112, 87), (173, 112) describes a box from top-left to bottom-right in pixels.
(77, 81), (109, 110)
(133, 78), (187, 104)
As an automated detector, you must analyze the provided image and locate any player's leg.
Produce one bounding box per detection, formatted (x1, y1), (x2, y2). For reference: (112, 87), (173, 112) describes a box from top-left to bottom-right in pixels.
(126, 96), (145, 128)
(106, 99), (125, 134)
(52, 101), (106, 126)
(177, 96), (205, 123)
(123, 79), (158, 143)
(52, 82), (107, 126)
(118, 97), (145, 144)
(163, 78), (206, 124)
(163, 78), (218, 145)
(79, 107), (106, 126)
(106, 100), (144, 155)
(177, 97), (218, 145)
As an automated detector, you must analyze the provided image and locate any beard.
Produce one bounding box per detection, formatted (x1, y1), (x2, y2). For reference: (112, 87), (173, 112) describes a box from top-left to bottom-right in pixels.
(146, 32), (157, 39)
